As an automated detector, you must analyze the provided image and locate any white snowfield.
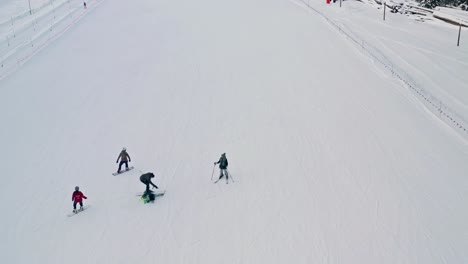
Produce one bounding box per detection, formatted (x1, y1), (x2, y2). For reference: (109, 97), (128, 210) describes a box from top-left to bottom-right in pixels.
(0, 0), (467, 263)
(303, 0), (468, 137)
(0, 0), (102, 79)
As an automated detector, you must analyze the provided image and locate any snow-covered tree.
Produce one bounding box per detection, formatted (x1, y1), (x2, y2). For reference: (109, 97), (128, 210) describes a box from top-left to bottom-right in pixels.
(419, 0), (441, 8)
(417, 0), (468, 9)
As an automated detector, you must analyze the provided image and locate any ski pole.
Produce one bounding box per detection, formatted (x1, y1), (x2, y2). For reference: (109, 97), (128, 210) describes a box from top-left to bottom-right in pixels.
(211, 164), (216, 181)
(228, 170), (234, 183)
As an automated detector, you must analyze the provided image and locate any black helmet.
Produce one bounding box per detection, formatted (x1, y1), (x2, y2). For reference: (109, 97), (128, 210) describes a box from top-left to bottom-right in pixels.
(75, 186), (79, 191)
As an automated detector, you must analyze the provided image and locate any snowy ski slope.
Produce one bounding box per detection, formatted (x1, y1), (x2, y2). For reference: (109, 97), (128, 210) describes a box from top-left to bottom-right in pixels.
(0, 0), (467, 263)
(304, 0), (468, 139)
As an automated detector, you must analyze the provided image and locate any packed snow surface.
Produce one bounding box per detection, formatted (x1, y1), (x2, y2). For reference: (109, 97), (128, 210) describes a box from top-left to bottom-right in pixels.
(318, 0), (468, 129)
(0, 0), (467, 263)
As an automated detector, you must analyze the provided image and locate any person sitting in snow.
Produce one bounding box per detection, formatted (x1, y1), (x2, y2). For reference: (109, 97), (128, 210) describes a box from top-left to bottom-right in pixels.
(72, 186), (87, 213)
(214, 153), (229, 181)
(116, 147), (131, 173)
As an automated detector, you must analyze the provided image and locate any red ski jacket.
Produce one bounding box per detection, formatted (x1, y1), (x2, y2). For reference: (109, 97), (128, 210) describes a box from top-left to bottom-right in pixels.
(72, 191), (87, 203)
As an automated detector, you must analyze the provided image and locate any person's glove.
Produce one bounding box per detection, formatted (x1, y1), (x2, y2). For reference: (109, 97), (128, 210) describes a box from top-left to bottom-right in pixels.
(214, 162), (216, 165)
(116, 161), (118, 164)
(129, 159), (131, 162)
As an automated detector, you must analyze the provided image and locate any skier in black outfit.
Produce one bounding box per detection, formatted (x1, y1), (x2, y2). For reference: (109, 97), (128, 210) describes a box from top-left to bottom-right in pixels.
(140, 172), (159, 198)
(214, 153), (229, 181)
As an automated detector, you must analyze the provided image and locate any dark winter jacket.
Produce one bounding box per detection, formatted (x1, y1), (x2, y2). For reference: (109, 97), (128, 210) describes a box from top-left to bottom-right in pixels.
(116, 150), (131, 163)
(72, 191), (87, 203)
(140, 173), (158, 188)
(216, 157), (228, 169)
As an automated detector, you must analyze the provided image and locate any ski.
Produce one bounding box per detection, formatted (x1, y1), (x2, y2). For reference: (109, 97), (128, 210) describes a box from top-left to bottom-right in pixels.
(136, 190), (166, 196)
(213, 176), (230, 184)
(213, 178), (226, 184)
(67, 205), (90, 217)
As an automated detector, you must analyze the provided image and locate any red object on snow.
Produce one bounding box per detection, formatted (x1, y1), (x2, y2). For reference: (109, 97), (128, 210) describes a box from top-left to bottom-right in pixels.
(326, 0), (330, 3)
(72, 191), (88, 202)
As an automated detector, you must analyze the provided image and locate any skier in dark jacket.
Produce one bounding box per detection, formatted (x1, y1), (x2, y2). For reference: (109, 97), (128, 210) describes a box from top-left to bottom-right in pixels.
(140, 172), (159, 202)
(140, 172), (159, 193)
(214, 153), (229, 181)
(116, 147), (131, 173)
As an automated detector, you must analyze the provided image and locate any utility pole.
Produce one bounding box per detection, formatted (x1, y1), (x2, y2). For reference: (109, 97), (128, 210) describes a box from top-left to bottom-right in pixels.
(383, 3), (386, 21)
(457, 23), (461, 47)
